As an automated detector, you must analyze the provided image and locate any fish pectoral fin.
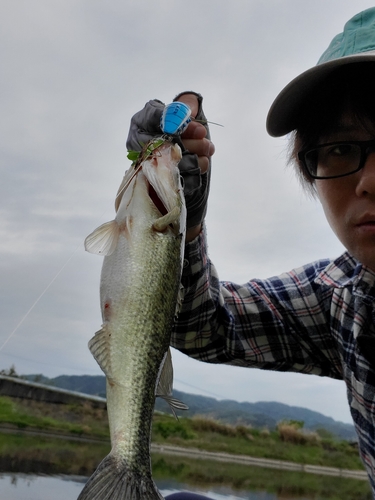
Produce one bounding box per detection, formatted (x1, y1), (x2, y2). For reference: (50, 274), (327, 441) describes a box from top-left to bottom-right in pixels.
(84, 220), (120, 256)
(152, 206), (180, 232)
(88, 327), (113, 380)
(155, 348), (189, 417)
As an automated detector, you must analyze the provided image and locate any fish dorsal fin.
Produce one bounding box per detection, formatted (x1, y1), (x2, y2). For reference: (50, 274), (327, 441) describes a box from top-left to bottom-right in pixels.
(84, 220), (119, 256)
(88, 327), (113, 381)
(155, 348), (188, 417)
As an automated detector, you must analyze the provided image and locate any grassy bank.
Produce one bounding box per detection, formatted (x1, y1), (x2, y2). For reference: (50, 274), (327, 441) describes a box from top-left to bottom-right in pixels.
(0, 395), (108, 438)
(0, 395), (365, 471)
(152, 454), (372, 500)
(152, 414), (364, 470)
(0, 433), (371, 500)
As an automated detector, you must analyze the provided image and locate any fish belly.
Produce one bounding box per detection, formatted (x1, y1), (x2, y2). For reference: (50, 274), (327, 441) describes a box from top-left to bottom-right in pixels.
(78, 226), (182, 500)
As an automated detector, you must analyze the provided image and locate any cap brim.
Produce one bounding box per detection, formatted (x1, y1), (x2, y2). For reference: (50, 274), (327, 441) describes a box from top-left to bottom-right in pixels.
(266, 51), (375, 137)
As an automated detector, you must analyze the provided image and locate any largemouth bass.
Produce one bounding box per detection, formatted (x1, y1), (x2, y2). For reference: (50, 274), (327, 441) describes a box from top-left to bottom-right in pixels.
(79, 139), (187, 500)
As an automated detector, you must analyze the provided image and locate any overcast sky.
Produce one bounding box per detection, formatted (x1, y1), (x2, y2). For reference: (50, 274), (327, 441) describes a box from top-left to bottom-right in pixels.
(2, 0), (375, 426)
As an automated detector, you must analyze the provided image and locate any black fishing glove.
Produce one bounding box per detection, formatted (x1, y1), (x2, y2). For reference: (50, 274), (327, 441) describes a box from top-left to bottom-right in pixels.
(126, 91), (211, 229)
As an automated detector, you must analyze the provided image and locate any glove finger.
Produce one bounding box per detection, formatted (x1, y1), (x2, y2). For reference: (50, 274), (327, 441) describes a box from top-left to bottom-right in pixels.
(174, 92), (211, 229)
(125, 94), (211, 230)
(126, 99), (164, 152)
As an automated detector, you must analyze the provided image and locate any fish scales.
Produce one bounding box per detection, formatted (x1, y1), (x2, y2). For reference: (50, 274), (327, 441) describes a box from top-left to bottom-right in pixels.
(103, 215), (181, 461)
(79, 140), (186, 500)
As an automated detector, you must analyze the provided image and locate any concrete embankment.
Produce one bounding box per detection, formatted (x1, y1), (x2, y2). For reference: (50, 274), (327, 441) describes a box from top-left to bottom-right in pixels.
(0, 424), (368, 481)
(152, 444), (368, 481)
(0, 375), (367, 481)
(0, 375), (106, 408)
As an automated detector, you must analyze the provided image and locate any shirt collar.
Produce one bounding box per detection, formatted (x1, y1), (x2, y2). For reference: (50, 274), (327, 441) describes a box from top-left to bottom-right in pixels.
(315, 252), (375, 300)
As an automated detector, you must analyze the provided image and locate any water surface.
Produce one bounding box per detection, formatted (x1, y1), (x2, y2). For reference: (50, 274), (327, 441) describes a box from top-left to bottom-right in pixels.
(0, 473), (301, 500)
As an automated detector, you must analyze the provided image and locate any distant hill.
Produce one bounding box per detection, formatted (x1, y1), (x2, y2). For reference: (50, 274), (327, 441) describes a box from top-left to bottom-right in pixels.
(24, 373), (356, 441)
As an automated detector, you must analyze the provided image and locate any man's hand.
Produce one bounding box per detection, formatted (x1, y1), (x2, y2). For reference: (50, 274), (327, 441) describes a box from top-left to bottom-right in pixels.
(178, 94), (215, 241)
(126, 92), (214, 241)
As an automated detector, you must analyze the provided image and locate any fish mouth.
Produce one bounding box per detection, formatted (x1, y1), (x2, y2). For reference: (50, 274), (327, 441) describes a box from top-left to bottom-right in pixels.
(148, 181), (168, 216)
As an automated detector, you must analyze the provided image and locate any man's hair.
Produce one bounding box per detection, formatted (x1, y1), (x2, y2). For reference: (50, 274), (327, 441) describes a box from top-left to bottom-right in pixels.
(288, 62), (375, 196)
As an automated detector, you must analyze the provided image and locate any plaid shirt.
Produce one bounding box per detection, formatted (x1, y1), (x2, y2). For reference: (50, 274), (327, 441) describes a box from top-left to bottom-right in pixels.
(171, 230), (375, 494)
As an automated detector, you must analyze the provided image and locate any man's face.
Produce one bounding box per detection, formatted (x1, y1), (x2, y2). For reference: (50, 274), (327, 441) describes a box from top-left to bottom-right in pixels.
(316, 117), (375, 271)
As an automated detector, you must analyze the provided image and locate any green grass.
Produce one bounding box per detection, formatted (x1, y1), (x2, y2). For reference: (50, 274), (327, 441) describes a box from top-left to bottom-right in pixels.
(0, 396), (365, 471)
(0, 396), (109, 438)
(0, 397), (371, 499)
(0, 433), (371, 500)
(152, 454), (372, 500)
(151, 414), (365, 471)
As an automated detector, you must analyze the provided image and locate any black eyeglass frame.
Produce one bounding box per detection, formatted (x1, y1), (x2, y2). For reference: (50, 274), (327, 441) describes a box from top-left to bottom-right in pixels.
(297, 139), (375, 180)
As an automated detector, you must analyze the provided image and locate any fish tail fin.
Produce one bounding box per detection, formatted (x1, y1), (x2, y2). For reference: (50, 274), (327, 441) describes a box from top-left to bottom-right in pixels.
(78, 454), (163, 500)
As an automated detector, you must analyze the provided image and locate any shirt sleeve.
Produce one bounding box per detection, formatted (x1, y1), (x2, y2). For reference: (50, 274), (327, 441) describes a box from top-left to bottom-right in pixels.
(171, 229), (343, 380)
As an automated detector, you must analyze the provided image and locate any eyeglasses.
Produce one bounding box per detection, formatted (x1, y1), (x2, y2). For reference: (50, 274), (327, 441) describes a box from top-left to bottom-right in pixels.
(298, 140), (375, 179)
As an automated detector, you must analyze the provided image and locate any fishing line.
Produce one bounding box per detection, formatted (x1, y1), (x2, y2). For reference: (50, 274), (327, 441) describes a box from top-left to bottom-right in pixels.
(1, 132), (218, 356)
(0, 349), (101, 374)
(174, 378), (224, 399)
(0, 248), (80, 353)
(0, 191), (127, 353)
(1, 146), (146, 354)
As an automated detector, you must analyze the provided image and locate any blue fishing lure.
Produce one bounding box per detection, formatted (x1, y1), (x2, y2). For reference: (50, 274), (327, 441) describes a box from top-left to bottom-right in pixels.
(160, 101), (192, 136)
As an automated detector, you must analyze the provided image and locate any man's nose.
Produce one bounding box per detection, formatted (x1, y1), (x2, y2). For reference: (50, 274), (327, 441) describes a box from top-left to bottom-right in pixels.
(355, 151), (375, 196)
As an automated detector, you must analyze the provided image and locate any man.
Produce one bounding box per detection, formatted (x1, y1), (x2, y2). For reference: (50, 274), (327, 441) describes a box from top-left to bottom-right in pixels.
(128, 8), (375, 497)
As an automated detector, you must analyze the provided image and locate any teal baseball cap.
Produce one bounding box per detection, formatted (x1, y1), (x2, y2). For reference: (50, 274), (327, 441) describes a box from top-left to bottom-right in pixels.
(267, 8), (375, 137)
